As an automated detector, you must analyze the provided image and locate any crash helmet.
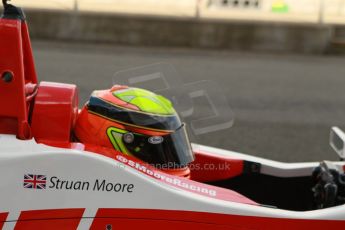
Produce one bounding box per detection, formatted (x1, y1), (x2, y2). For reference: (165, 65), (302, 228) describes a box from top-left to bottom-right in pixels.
(75, 85), (195, 175)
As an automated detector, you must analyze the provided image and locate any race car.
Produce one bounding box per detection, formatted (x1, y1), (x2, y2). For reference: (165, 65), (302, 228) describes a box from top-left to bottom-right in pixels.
(0, 1), (344, 229)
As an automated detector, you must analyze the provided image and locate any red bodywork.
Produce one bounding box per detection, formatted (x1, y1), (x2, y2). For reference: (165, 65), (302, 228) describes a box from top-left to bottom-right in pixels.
(190, 149), (244, 182)
(1, 209), (345, 230)
(14, 209), (84, 230)
(0, 213), (8, 229)
(0, 15), (79, 145)
(0, 18), (37, 139)
(31, 81), (78, 145)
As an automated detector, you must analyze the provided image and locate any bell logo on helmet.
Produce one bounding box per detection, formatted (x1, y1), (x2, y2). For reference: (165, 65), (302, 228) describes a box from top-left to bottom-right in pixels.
(148, 136), (164, 144)
(123, 132), (135, 144)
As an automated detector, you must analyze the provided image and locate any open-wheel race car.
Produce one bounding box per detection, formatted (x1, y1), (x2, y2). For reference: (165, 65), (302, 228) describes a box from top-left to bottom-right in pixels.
(0, 1), (344, 229)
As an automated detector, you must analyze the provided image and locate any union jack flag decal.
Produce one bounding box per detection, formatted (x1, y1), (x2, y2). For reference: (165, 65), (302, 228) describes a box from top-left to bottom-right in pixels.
(23, 174), (46, 189)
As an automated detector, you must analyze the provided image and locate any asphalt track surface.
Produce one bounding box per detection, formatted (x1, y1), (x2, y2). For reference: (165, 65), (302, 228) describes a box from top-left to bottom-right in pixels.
(32, 41), (345, 162)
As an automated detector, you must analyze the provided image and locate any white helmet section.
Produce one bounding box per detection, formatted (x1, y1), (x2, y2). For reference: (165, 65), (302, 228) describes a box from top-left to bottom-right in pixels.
(0, 135), (344, 221)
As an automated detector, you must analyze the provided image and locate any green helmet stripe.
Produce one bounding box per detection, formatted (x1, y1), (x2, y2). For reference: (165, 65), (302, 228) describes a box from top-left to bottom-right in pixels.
(107, 127), (130, 155)
(113, 88), (175, 115)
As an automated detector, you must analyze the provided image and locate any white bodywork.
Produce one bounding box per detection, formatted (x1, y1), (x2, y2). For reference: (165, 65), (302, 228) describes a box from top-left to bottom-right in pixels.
(0, 134), (344, 228)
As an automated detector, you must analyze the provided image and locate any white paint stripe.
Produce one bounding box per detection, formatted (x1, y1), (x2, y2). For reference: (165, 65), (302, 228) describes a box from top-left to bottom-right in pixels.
(77, 208), (98, 230)
(2, 212), (20, 230)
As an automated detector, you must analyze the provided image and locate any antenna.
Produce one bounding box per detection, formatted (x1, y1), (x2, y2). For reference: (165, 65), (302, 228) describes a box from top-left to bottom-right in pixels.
(2, 0), (9, 8)
(1, 0), (26, 20)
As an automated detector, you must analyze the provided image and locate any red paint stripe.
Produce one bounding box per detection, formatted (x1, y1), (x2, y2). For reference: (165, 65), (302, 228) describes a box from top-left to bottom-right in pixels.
(14, 209), (84, 230)
(0, 213), (9, 230)
(91, 209), (345, 230)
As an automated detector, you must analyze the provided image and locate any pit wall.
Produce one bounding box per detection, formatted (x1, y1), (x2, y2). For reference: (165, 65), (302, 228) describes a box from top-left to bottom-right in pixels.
(8, 0), (345, 54)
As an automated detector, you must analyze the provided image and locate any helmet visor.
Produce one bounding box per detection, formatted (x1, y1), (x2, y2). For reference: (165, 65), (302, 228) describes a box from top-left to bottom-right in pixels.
(122, 124), (195, 169)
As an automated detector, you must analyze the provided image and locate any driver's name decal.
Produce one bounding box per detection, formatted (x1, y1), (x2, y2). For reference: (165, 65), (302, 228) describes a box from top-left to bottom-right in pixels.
(23, 174), (134, 193)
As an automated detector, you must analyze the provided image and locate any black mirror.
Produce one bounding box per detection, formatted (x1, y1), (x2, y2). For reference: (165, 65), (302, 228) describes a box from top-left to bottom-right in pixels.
(330, 127), (345, 160)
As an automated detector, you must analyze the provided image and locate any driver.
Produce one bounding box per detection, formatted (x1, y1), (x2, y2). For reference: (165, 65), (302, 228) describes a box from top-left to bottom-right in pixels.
(74, 85), (195, 177)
